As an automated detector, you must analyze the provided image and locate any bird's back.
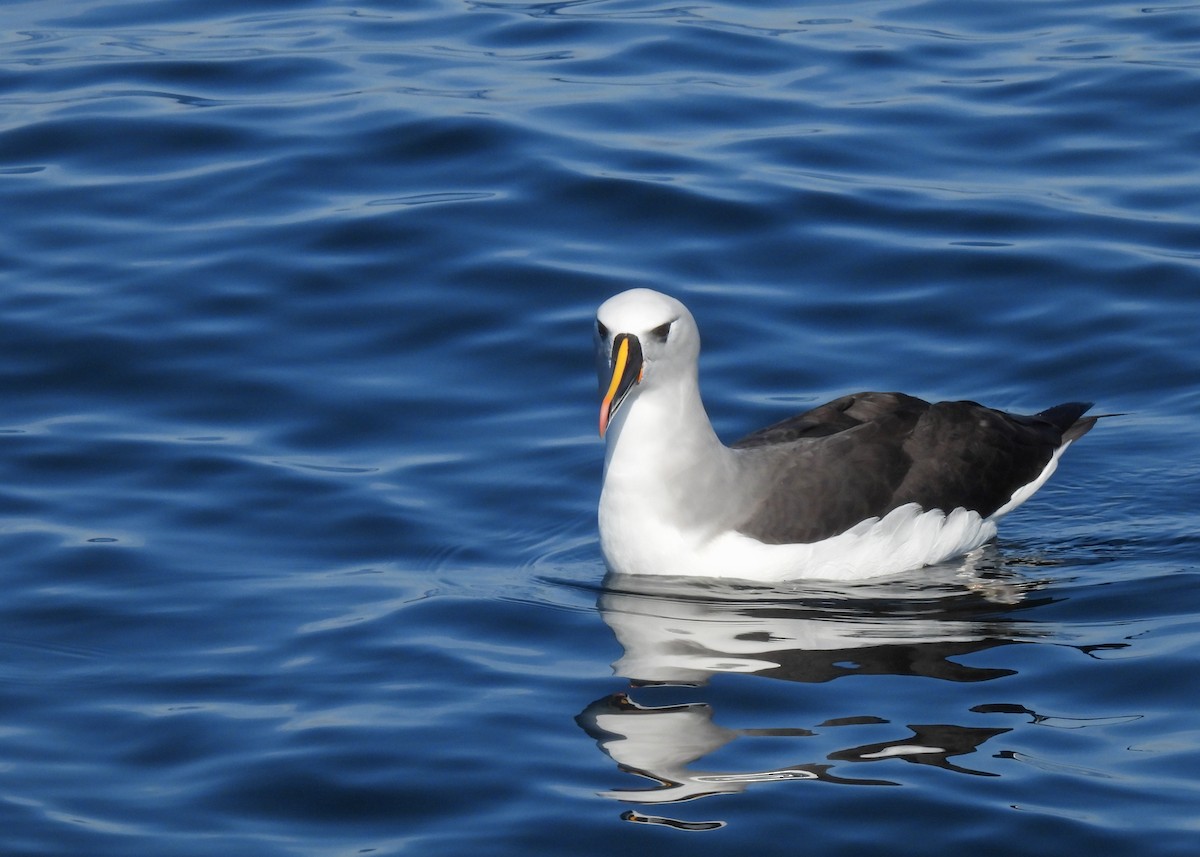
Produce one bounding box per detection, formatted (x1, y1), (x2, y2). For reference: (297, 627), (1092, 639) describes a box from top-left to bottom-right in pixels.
(730, 393), (1094, 545)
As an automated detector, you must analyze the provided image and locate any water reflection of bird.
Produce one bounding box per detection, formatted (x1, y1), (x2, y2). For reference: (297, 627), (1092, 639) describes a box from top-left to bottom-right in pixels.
(575, 692), (895, 805)
(598, 559), (1051, 686)
(595, 288), (1098, 581)
(578, 565), (1050, 817)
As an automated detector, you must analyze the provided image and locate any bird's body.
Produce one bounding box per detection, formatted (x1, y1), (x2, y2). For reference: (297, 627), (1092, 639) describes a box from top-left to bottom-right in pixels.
(595, 289), (1097, 582)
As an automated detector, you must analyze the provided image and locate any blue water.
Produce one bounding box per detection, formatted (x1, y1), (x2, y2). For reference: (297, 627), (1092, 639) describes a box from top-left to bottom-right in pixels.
(1, 0), (1198, 854)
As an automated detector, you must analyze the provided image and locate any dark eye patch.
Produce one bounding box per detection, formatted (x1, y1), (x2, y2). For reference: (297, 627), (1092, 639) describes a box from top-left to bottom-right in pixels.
(596, 320), (609, 339)
(649, 321), (672, 343)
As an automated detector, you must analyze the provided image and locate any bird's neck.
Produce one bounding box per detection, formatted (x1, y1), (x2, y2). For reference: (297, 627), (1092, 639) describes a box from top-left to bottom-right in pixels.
(601, 373), (739, 530)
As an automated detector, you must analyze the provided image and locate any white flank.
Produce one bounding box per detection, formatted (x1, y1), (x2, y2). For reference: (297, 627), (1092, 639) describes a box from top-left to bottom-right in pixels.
(604, 502), (996, 583)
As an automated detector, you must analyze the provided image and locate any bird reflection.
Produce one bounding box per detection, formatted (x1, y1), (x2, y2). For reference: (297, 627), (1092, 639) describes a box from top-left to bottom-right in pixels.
(599, 547), (1052, 686)
(577, 548), (1060, 827)
(826, 722), (1011, 776)
(576, 692), (896, 804)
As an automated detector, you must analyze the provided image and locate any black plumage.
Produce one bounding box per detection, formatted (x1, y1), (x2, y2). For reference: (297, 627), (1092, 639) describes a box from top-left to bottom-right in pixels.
(730, 392), (1096, 545)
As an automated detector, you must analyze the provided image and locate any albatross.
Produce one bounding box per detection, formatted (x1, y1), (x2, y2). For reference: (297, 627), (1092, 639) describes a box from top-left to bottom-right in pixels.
(595, 288), (1097, 582)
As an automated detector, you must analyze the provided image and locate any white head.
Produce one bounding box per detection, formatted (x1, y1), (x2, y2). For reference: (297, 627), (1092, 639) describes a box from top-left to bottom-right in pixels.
(595, 288), (700, 437)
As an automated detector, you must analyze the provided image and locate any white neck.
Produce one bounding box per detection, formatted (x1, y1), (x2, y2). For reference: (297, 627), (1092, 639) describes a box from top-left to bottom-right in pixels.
(600, 369), (742, 570)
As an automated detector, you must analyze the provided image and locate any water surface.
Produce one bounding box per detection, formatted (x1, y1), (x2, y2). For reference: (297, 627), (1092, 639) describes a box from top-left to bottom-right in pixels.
(1, 0), (1198, 854)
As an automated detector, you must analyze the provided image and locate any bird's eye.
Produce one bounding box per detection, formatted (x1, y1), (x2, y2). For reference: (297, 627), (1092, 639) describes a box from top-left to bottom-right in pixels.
(649, 321), (672, 343)
(596, 320), (609, 339)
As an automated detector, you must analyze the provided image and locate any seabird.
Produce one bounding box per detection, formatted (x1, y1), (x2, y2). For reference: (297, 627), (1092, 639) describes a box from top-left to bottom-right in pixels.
(595, 288), (1097, 581)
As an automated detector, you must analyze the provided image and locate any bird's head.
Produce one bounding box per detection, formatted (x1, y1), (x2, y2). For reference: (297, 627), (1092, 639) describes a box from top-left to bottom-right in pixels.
(594, 288), (699, 438)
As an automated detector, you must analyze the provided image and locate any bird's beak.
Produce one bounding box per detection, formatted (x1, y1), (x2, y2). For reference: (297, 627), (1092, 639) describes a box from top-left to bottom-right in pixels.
(599, 333), (644, 438)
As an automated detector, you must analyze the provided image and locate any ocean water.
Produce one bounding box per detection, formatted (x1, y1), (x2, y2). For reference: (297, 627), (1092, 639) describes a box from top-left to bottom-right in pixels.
(1, 0), (1198, 854)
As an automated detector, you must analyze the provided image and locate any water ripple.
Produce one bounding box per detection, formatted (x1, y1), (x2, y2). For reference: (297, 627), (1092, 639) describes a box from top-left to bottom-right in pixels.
(0, 0), (1198, 853)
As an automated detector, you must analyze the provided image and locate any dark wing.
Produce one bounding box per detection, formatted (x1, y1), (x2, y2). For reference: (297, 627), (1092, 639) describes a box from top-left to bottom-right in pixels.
(731, 393), (1094, 545)
(888, 399), (1093, 516)
(732, 392), (929, 446)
